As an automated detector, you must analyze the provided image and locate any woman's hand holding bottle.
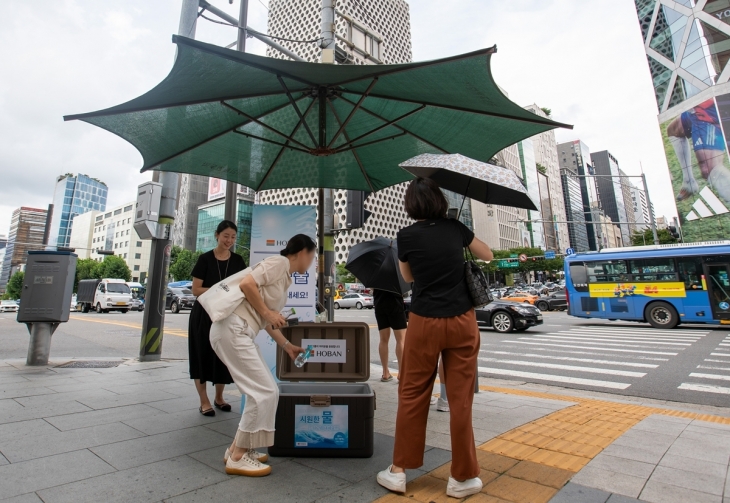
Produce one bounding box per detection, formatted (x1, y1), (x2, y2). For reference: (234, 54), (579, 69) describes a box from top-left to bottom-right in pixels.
(285, 343), (305, 361)
(265, 310), (287, 329)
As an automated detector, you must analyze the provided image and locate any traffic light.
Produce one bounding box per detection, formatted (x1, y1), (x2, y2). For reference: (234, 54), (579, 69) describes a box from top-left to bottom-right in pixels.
(668, 226), (681, 241)
(346, 190), (372, 229)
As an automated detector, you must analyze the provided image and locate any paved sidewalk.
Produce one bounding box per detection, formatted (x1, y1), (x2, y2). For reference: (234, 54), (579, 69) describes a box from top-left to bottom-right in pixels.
(1, 357), (729, 503)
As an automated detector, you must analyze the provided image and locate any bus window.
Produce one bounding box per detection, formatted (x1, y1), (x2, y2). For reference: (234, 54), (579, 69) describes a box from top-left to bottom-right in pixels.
(629, 258), (677, 281)
(585, 260), (628, 283)
(677, 257), (703, 290)
(568, 263), (588, 292)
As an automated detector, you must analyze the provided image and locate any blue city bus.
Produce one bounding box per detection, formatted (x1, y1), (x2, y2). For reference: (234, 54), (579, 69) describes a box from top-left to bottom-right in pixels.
(564, 241), (730, 329)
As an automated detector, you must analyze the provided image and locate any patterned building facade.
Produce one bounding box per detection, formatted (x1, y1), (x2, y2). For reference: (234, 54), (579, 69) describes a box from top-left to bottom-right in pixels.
(262, 0), (415, 263)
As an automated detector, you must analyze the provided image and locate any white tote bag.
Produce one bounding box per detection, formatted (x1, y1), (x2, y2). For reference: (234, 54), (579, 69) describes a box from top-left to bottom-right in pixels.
(197, 266), (252, 323)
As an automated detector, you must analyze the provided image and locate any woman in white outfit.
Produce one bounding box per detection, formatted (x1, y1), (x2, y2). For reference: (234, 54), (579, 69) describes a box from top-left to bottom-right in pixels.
(209, 234), (315, 477)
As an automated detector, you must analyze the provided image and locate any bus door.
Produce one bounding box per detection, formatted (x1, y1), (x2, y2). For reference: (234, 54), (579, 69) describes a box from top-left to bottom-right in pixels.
(704, 264), (730, 321)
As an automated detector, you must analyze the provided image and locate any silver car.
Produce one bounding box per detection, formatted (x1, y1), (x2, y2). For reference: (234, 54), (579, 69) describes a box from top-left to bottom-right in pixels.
(0, 300), (19, 313)
(334, 293), (373, 310)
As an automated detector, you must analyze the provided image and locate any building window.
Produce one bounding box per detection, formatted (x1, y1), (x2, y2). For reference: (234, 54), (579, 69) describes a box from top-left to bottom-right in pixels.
(125, 241), (128, 247)
(126, 229), (130, 235)
(135, 253), (141, 259)
(134, 265), (140, 271)
(136, 241), (142, 247)
(124, 205), (133, 212)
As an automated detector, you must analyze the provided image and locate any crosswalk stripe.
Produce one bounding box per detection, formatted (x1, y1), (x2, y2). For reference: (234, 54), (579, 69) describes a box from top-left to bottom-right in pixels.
(572, 327), (708, 336)
(556, 331), (702, 341)
(705, 358), (730, 363)
(678, 383), (730, 394)
(522, 336), (685, 349)
(477, 366), (631, 389)
(479, 350), (658, 368)
(544, 334), (691, 346)
(481, 344), (669, 361)
(697, 365), (730, 371)
(711, 353), (730, 357)
(478, 357), (645, 377)
(504, 340), (677, 355)
(689, 372), (730, 382)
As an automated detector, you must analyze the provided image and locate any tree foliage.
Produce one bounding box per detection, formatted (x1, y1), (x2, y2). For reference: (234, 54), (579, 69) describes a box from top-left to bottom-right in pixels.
(336, 263), (357, 284)
(96, 255), (132, 282)
(5, 271), (24, 300)
(169, 248), (202, 282)
(74, 258), (100, 293)
(631, 228), (678, 246)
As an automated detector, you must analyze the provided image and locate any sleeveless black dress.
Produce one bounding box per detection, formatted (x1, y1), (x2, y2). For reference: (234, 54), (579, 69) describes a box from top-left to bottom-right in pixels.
(188, 250), (246, 384)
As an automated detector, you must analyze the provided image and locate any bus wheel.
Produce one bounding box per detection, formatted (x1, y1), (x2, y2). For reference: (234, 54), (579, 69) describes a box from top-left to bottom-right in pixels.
(645, 302), (679, 329)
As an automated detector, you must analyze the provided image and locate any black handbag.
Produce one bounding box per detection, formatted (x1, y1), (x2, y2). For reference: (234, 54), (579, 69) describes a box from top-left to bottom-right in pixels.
(464, 245), (494, 308)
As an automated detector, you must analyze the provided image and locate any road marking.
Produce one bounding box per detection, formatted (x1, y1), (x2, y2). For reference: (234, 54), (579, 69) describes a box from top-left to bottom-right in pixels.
(522, 336), (685, 349)
(477, 366), (631, 389)
(480, 350), (658, 368)
(478, 357), (646, 377)
(68, 316), (187, 338)
(542, 334), (691, 346)
(689, 372), (730, 381)
(711, 353), (730, 357)
(503, 340), (677, 355)
(678, 383), (730, 394)
(554, 330), (702, 341)
(572, 327), (708, 335)
(705, 358), (730, 363)
(697, 365), (730, 371)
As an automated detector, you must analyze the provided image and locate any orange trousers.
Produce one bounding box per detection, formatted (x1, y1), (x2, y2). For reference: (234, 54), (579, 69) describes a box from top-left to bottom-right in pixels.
(393, 309), (480, 480)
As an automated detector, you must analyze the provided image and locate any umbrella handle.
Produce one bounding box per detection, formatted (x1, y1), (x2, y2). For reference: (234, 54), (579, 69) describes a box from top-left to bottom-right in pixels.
(457, 177), (472, 220)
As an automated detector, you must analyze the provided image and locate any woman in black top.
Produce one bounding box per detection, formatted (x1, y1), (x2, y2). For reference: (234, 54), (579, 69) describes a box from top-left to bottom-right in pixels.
(373, 289), (407, 382)
(377, 178), (494, 499)
(189, 220), (247, 416)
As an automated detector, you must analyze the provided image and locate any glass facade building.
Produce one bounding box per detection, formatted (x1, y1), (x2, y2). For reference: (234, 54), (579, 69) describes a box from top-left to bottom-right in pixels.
(590, 151), (633, 246)
(47, 174), (107, 249)
(197, 197), (255, 261)
(518, 139), (545, 249)
(560, 171), (590, 252)
(443, 190), (474, 231)
(634, 1), (730, 242)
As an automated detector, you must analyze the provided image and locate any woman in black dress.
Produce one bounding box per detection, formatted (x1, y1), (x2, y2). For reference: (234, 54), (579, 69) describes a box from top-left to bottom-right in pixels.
(189, 220), (247, 416)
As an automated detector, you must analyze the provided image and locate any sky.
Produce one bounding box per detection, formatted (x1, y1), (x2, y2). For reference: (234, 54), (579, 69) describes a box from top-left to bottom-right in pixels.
(0, 0), (671, 237)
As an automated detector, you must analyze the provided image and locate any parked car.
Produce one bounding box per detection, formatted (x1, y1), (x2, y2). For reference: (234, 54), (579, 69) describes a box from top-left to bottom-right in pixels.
(168, 280), (193, 289)
(0, 300), (19, 313)
(502, 292), (539, 305)
(334, 293), (373, 310)
(535, 291), (568, 312)
(166, 288), (196, 313)
(476, 300), (543, 333)
(76, 278), (133, 313)
(130, 298), (145, 311)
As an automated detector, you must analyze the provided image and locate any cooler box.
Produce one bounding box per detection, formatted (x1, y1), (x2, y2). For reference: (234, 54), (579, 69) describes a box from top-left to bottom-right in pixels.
(269, 322), (375, 458)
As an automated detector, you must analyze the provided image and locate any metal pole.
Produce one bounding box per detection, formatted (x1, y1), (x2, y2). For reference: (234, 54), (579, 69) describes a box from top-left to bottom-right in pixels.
(139, 0), (197, 361)
(317, 0), (336, 321)
(26, 322), (59, 366)
(642, 173), (660, 245)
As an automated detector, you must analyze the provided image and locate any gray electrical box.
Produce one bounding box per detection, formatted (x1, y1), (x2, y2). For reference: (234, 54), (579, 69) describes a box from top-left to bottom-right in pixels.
(18, 251), (77, 323)
(134, 181), (162, 240)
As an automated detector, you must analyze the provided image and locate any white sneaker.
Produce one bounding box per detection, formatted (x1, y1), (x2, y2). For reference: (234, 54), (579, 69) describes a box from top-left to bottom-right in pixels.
(447, 476), (483, 498)
(377, 465), (406, 493)
(430, 395), (438, 405)
(436, 398), (449, 412)
(225, 451), (272, 477)
(224, 447), (269, 464)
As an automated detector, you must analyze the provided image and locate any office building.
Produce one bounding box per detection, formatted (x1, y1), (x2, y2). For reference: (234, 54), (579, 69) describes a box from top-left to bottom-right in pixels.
(69, 202), (152, 283)
(472, 144), (529, 250)
(263, 0), (415, 263)
(46, 174), (107, 249)
(197, 180), (256, 255)
(524, 105), (570, 251)
(631, 184), (653, 232)
(596, 213), (623, 249)
(518, 138), (545, 249)
(173, 174), (209, 251)
(633, 1), (730, 242)
(0, 207), (49, 290)
(537, 172), (558, 251)
(590, 151), (633, 246)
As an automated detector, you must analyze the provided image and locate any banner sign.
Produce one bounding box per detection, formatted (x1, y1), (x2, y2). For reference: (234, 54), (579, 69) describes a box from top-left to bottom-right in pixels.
(301, 339), (347, 363)
(294, 404), (349, 449)
(588, 282), (686, 298)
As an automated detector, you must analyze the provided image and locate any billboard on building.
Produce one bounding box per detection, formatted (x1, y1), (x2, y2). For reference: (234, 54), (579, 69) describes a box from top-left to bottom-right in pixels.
(661, 95), (730, 241)
(208, 178), (254, 202)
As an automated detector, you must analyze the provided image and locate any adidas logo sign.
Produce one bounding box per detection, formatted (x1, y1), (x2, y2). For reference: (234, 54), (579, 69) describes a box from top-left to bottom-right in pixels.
(686, 186), (729, 221)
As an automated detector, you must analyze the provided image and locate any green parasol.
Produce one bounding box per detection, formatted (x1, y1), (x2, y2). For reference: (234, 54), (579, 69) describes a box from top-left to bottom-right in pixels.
(64, 35), (571, 191)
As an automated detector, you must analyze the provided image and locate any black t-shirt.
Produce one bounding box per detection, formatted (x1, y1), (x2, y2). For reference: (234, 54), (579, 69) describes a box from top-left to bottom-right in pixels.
(373, 289), (404, 312)
(191, 250), (247, 288)
(397, 218), (474, 318)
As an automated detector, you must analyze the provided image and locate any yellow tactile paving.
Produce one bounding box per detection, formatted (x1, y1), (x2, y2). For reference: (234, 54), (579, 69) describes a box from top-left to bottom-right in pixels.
(372, 384), (730, 502)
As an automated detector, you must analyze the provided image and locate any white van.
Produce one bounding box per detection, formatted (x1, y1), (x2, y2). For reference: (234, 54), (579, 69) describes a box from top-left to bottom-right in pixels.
(77, 278), (132, 313)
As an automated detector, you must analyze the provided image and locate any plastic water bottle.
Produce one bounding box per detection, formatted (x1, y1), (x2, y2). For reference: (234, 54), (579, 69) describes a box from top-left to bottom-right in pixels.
(294, 345), (313, 368)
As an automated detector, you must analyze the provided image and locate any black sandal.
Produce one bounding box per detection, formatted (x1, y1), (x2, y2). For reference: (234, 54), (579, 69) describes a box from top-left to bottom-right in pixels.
(214, 401), (232, 412)
(199, 406), (216, 417)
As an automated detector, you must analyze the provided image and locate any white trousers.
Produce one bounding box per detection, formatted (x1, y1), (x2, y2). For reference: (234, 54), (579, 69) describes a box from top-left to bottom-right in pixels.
(210, 313), (278, 449)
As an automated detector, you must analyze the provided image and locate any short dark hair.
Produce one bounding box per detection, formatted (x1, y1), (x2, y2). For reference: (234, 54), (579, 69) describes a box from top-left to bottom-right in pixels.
(215, 220), (238, 235)
(280, 234), (316, 257)
(404, 178), (448, 220)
